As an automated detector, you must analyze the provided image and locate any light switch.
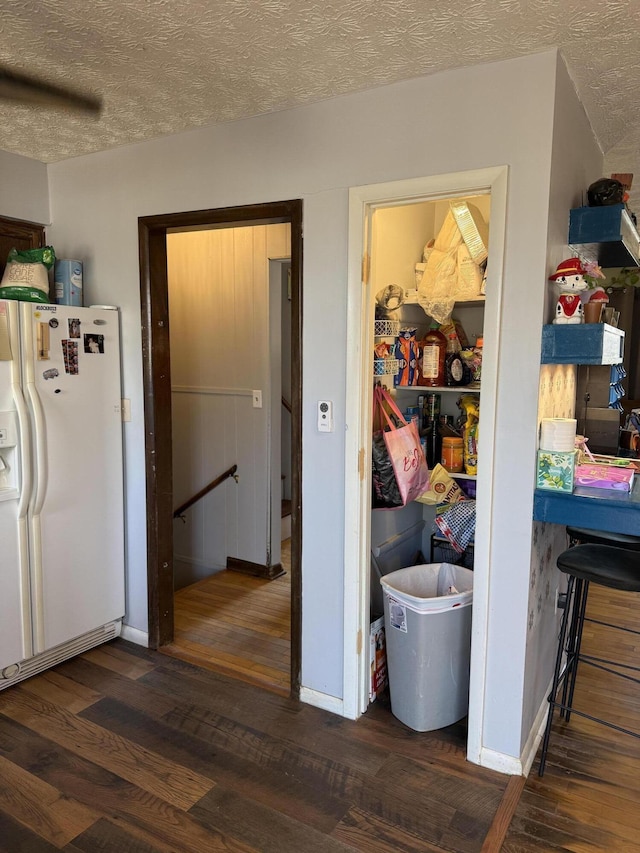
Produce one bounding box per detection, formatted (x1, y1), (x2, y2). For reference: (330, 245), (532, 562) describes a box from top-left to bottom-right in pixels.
(252, 390), (263, 408)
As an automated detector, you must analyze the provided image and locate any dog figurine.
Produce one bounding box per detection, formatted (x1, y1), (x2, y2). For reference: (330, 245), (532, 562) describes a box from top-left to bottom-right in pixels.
(549, 258), (588, 324)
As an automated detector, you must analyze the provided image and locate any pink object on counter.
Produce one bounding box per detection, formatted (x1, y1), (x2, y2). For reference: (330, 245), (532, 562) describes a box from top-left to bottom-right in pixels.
(574, 463), (635, 492)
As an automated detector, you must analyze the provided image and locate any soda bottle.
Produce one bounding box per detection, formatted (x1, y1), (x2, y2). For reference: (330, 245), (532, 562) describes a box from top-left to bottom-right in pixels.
(444, 332), (466, 386)
(418, 323), (446, 387)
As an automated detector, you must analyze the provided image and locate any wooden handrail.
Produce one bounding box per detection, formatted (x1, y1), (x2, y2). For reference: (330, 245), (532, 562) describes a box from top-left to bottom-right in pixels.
(282, 396), (292, 413)
(173, 464), (238, 519)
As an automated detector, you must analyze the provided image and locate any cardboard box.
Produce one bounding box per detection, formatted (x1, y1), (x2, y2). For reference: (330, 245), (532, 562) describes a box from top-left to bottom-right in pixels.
(536, 450), (576, 493)
(370, 616), (388, 701)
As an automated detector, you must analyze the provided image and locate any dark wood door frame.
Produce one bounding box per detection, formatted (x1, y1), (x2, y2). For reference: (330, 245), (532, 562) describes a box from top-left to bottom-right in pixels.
(0, 215), (46, 279)
(138, 200), (303, 697)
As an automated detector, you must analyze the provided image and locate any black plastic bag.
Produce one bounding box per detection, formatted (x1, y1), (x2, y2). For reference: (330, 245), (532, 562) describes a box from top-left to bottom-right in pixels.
(372, 429), (403, 509)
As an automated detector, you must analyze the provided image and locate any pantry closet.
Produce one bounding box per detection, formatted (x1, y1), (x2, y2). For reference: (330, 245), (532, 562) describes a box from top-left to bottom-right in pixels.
(345, 167), (508, 761)
(369, 195), (488, 590)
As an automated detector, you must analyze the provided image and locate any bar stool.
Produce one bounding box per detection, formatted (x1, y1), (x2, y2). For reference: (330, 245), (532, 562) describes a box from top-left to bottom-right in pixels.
(566, 525), (640, 551)
(538, 543), (640, 776)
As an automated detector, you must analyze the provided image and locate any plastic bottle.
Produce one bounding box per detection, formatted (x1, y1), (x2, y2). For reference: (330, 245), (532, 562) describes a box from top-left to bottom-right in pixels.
(424, 419), (442, 469)
(418, 324), (446, 387)
(441, 436), (464, 472)
(444, 332), (466, 386)
(423, 392), (440, 427)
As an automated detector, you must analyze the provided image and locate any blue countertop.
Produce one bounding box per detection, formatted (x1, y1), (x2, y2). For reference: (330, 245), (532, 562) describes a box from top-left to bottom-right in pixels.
(533, 480), (640, 535)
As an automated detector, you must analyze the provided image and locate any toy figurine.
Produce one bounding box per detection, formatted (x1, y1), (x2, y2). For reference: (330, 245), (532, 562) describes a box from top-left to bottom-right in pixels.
(549, 258), (588, 324)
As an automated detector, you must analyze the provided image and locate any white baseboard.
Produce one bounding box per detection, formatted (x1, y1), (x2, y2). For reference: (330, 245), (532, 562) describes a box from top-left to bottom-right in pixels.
(300, 686), (344, 716)
(520, 690), (552, 776)
(120, 624), (149, 647)
(477, 693), (550, 777)
(478, 747), (524, 776)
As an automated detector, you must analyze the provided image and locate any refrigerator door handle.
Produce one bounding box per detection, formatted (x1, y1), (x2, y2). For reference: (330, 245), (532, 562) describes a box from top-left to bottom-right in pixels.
(7, 302), (31, 518)
(26, 381), (48, 516)
(14, 382), (32, 518)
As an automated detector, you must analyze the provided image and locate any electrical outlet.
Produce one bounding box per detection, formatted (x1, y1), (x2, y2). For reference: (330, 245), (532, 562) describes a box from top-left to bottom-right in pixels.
(252, 390), (263, 408)
(318, 400), (333, 432)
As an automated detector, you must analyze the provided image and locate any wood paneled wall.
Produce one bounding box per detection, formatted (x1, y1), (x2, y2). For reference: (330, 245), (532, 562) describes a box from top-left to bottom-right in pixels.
(168, 224), (291, 587)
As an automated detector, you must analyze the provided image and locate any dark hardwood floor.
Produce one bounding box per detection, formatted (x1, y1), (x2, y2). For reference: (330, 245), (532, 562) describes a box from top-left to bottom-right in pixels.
(1, 580), (639, 851)
(0, 640), (513, 852)
(503, 581), (640, 852)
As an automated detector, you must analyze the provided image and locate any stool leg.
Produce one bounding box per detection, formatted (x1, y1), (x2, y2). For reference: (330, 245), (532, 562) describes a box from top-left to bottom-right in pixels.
(539, 574), (575, 776)
(559, 577), (582, 718)
(563, 579), (589, 724)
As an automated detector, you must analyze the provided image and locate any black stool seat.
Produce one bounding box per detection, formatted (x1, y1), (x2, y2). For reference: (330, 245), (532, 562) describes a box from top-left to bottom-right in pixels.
(557, 544), (640, 592)
(567, 526), (640, 550)
(558, 545), (640, 592)
(539, 541), (640, 775)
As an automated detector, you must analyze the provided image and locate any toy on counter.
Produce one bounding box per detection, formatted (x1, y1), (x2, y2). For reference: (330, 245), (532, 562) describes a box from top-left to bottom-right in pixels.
(549, 257), (588, 324)
(584, 286), (609, 323)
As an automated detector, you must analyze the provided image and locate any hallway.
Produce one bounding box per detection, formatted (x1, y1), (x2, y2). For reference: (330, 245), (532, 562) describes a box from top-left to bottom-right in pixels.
(162, 540), (292, 695)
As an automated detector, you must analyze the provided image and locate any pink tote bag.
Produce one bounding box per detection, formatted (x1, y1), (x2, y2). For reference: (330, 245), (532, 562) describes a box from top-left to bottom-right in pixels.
(374, 386), (430, 507)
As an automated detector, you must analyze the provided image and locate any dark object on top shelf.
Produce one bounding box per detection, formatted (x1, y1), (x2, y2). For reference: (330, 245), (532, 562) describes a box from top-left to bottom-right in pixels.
(587, 178), (626, 207)
(568, 204), (640, 268)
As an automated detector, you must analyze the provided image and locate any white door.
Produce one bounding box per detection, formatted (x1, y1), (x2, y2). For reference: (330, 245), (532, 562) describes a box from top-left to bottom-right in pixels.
(21, 303), (125, 653)
(0, 300), (32, 670)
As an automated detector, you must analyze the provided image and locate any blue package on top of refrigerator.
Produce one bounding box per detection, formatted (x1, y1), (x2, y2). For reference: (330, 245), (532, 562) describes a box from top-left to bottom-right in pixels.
(54, 259), (83, 307)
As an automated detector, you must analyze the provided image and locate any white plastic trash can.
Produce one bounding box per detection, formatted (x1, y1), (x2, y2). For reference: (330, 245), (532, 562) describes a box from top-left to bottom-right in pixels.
(380, 563), (473, 732)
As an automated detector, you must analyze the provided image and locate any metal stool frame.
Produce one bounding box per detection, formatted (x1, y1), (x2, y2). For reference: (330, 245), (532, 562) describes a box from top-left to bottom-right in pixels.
(538, 571), (640, 776)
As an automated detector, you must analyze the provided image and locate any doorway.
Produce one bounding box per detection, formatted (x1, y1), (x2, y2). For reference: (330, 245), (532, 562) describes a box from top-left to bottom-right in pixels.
(344, 168), (508, 764)
(138, 200), (303, 697)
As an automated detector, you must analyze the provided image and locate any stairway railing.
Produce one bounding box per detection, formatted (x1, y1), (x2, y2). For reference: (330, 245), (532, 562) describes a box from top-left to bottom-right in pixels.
(173, 464), (238, 521)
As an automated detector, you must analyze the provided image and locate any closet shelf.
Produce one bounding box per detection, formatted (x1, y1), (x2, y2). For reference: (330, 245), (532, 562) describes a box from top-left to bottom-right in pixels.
(403, 291), (486, 308)
(395, 384), (480, 394)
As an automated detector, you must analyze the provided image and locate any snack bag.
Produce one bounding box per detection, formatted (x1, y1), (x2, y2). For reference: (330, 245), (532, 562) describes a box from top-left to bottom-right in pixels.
(0, 246), (55, 303)
(415, 463), (465, 506)
(458, 394), (480, 475)
(394, 328), (418, 386)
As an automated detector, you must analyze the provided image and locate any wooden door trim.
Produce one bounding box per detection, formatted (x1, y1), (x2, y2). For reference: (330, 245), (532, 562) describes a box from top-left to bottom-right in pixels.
(138, 200), (303, 697)
(0, 215), (46, 278)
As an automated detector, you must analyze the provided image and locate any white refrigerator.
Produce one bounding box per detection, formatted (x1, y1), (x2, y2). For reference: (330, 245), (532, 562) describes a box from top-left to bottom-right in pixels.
(0, 301), (124, 689)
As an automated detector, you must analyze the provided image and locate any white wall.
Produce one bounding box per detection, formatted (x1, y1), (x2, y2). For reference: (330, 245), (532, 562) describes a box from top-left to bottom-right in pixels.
(43, 49), (591, 761)
(519, 54), (603, 750)
(0, 150), (49, 224)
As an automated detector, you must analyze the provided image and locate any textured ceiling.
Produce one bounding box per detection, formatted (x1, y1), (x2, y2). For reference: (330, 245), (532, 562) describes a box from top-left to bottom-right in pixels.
(1, 0), (639, 202)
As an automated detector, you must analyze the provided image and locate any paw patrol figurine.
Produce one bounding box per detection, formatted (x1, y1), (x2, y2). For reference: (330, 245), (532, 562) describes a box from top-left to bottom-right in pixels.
(550, 258), (588, 324)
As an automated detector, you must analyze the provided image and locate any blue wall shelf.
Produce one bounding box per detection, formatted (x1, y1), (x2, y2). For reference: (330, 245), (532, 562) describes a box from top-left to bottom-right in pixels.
(568, 204), (640, 267)
(541, 323), (624, 365)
